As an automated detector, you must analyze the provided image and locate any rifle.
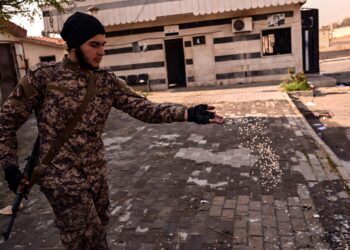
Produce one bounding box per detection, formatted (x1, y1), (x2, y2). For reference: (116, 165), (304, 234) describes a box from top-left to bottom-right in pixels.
(1, 136), (40, 241)
(1, 71), (96, 241)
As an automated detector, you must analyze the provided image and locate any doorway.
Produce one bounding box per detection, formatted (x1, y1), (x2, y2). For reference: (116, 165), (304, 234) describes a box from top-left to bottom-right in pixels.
(164, 38), (186, 88)
(302, 9), (320, 73)
(0, 44), (17, 105)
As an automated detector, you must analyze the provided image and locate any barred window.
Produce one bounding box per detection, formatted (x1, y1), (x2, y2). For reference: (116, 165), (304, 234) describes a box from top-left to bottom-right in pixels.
(40, 55), (56, 62)
(262, 28), (291, 56)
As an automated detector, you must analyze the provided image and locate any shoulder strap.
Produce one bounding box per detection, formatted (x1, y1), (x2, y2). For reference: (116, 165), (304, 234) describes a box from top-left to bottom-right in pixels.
(31, 72), (96, 183)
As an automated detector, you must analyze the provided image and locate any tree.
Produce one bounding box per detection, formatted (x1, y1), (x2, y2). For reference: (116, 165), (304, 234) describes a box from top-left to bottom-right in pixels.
(340, 17), (350, 27)
(332, 22), (340, 29)
(0, 0), (74, 29)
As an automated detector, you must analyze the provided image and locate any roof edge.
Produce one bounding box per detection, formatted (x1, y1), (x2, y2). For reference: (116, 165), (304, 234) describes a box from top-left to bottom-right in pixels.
(22, 37), (66, 49)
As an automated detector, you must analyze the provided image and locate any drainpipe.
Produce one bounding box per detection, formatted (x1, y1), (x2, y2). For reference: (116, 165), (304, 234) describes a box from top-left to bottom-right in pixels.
(20, 40), (29, 73)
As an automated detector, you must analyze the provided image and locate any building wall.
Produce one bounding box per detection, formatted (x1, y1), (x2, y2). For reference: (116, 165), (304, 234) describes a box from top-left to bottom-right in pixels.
(22, 42), (66, 69)
(320, 29), (330, 49)
(0, 33), (21, 104)
(331, 26), (350, 39)
(0, 32), (18, 43)
(0, 32), (26, 80)
(0, 32), (67, 104)
(43, 0), (307, 32)
(102, 4), (303, 89)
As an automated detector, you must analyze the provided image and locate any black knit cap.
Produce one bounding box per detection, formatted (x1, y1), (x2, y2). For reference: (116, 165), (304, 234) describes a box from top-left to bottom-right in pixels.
(60, 12), (105, 49)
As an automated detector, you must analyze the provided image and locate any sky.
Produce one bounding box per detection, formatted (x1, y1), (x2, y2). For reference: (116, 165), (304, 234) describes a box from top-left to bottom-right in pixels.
(303, 0), (349, 26)
(11, 0), (349, 37)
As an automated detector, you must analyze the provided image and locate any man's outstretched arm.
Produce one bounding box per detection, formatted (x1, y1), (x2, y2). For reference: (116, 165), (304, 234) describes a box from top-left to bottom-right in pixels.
(112, 76), (224, 124)
(186, 104), (224, 124)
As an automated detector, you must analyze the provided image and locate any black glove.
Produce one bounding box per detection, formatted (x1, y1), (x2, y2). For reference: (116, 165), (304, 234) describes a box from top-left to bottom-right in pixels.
(4, 166), (24, 193)
(187, 104), (215, 125)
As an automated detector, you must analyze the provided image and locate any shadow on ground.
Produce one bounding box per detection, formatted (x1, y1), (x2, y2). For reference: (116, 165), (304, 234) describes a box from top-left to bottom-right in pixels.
(291, 96), (350, 161)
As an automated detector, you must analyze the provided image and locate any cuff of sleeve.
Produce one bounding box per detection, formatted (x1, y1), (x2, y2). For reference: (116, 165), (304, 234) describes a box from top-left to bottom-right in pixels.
(2, 164), (18, 171)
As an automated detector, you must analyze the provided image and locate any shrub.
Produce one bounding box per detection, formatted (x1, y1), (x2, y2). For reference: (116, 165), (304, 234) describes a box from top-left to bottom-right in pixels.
(280, 68), (311, 92)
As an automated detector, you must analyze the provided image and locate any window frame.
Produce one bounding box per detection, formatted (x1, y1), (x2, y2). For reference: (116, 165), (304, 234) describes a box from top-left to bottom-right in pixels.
(39, 55), (56, 62)
(261, 27), (292, 56)
(192, 36), (206, 46)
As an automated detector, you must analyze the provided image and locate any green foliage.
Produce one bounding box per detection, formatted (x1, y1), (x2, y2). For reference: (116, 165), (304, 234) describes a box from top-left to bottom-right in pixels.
(326, 155), (337, 172)
(0, 0), (72, 29)
(280, 68), (310, 92)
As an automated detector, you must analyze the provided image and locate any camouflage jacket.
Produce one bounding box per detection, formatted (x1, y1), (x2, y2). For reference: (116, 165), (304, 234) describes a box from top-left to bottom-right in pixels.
(0, 57), (186, 190)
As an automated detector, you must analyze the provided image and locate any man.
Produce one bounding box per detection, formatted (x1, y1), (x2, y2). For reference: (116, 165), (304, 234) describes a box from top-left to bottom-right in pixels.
(0, 12), (224, 249)
(269, 14), (284, 27)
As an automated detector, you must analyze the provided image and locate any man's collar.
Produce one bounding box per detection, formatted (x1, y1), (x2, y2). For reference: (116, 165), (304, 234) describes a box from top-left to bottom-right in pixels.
(62, 55), (96, 73)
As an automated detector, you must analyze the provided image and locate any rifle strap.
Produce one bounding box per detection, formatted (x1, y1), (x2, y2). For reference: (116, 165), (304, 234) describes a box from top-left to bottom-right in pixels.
(31, 72), (96, 184)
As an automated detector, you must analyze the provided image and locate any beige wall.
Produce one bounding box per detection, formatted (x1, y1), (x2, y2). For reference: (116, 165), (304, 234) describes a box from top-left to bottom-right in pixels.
(320, 29), (330, 49)
(0, 32), (25, 79)
(22, 42), (66, 68)
(212, 4), (302, 86)
(103, 4), (304, 89)
(332, 26), (350, 39)
(0, 32), (18, 43)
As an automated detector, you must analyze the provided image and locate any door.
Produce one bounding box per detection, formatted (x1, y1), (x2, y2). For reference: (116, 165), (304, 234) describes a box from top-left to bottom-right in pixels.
(164, 38), (186, 88)
(302, 9), (320, 73)
(192, 35), (216, 85)
(0, 44), (18, 105)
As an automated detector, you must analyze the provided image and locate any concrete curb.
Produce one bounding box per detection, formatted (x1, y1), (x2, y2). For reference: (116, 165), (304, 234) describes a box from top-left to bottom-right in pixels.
(320, 56), (350, 63)
(283, 92), (350, 189)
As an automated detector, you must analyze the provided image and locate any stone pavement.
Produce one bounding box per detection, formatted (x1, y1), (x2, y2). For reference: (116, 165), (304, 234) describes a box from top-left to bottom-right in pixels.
(1, 84), (350, 249)
(293, 86), (350, 178)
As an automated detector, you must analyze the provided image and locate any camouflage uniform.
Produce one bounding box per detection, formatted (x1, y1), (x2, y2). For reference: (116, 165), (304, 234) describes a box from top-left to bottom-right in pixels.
(0, 57), (186, 249)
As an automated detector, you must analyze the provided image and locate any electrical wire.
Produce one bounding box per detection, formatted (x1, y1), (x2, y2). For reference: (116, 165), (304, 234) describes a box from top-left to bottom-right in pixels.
(133, 0), (150, 24)
(105, 25), (233, 48)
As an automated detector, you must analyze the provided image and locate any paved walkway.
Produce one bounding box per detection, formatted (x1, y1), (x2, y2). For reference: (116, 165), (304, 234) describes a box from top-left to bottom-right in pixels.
(0, 84), (349, 249)
(294, 86), (350, 178)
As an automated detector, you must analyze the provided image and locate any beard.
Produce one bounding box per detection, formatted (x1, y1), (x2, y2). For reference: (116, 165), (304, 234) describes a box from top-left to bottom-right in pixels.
(75, 47), (98, 70)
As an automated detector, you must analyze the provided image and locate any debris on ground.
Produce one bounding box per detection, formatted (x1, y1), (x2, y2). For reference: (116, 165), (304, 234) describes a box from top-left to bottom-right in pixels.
(317, 125), (328, 131)
(302, 110), (333, 119)
(0, 203), (24, 215)
(306, 101), (316, 106)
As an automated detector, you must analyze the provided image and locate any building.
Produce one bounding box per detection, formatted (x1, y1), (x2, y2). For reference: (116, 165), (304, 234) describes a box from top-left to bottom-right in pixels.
(22, 36), (66, 68)
(319, 26), (350, 60)
(43, 0), (318, 90)
(320, 27), (331, 49)
(0, 21), (66, 104)
(0, 21), (27, 104)
(331, 26), (350, 39)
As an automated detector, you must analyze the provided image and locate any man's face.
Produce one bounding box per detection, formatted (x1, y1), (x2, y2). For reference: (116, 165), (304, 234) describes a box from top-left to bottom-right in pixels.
(75, 34), (106, 69)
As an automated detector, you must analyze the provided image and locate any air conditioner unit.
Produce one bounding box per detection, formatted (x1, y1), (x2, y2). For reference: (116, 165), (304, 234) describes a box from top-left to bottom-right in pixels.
(232, 17), (253, 33)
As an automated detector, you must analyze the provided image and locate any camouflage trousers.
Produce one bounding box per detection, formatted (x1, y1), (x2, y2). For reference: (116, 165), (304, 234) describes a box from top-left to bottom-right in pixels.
(41, 179), (110, 250)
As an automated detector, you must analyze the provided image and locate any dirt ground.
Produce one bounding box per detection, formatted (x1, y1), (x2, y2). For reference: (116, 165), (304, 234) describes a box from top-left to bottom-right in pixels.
(291, 86), (350, 174)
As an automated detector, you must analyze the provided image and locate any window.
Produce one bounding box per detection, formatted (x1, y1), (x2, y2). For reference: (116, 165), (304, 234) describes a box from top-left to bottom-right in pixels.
(40, 55), (56, 62)
(132, 42), (140, 52)
(262, 28), (291, 56)
(192, 36), (206, 46)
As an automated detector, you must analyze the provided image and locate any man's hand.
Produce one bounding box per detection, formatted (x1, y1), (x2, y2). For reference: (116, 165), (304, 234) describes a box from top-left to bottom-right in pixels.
(187, 104), (224, 125)
(4, 166), (25, 193)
